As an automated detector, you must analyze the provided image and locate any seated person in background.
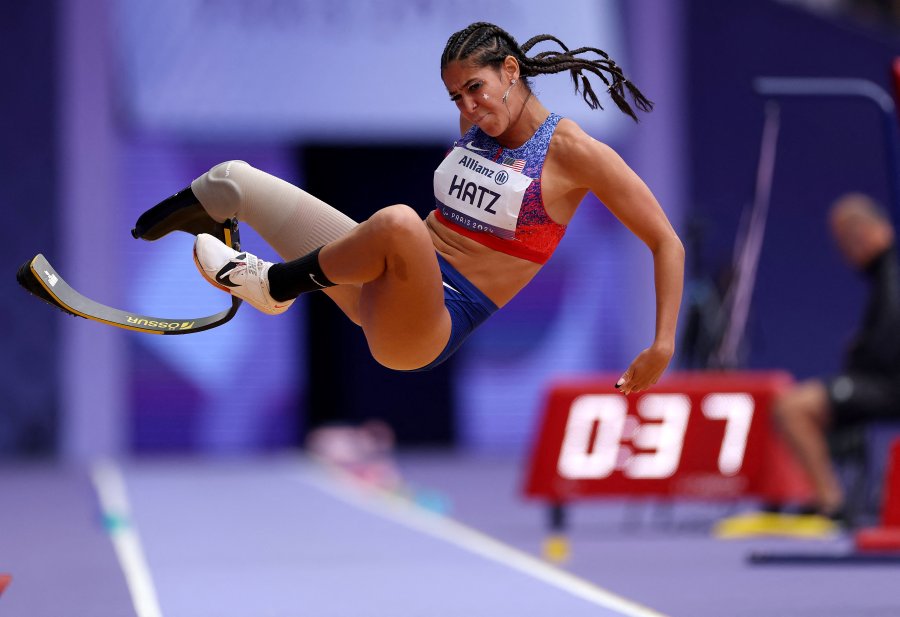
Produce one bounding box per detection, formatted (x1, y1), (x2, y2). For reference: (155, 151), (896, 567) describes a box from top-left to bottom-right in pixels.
(773, 193), (900, 521)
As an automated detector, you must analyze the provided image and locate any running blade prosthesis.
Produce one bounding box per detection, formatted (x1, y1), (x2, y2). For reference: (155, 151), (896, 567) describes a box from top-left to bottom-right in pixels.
(16, 188), (243, 335)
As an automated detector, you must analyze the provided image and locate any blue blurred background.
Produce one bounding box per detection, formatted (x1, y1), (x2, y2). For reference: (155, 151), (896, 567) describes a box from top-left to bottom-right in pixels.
(4, 0), (900, 461)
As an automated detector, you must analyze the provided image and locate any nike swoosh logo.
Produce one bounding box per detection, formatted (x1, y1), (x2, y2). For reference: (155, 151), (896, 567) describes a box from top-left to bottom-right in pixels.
(309, 273), (326, 288)
(442, 281), (461, 294)
(215, 259), (243, 288)
(464, 142), (489, 152)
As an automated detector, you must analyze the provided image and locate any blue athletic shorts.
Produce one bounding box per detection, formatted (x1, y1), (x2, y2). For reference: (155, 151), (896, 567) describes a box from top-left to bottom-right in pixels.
(408, 254), (498, 372)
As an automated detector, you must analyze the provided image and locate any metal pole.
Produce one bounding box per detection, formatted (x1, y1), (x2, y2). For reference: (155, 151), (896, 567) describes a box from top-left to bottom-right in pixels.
(753, 76), (900, 228)
(715, 102), (781, 369)
(716, 77), (900, 369)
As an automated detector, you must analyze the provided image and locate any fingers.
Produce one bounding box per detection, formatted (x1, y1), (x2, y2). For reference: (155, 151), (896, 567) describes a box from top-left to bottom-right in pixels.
(615, 369), (642, 396)
(616, 346), (671, 395)
(616, 377), (645, 396)
(614, 369), (630, 391)
(615, 366), (662, 395)
(618, 379), (650, 396)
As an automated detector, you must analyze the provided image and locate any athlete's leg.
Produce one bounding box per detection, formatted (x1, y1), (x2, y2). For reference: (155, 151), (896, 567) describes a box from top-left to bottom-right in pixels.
(191, 160), (358, 258)
(191, 160), (363, 323)
(316, 205), (452, 370)
(772, 380), (844, 514)
(194, 204), (452, 370)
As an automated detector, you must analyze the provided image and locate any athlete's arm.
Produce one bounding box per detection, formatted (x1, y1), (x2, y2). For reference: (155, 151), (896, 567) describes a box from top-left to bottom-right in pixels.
(561, 125), (685, 394)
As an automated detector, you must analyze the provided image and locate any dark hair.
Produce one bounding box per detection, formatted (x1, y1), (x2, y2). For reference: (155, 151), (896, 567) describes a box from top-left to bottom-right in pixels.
(441, 22), (652, 122)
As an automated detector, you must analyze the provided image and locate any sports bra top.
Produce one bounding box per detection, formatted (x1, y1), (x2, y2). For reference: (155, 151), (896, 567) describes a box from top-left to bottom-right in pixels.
(432, 112), (567, 264)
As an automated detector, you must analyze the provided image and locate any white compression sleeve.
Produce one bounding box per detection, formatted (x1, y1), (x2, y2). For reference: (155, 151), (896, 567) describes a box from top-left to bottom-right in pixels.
(191, 160), (358, 260)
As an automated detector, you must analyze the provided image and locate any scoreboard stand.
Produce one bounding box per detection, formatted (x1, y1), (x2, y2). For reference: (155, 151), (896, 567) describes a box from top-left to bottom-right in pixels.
(524, 371), (814, 554)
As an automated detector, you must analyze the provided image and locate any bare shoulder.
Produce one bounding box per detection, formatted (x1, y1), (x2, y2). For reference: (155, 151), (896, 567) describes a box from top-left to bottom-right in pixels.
(548, 118), (622, 187)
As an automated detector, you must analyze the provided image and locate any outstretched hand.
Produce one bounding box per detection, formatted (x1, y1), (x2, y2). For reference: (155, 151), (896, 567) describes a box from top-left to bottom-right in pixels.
(615, 344), (673, 396)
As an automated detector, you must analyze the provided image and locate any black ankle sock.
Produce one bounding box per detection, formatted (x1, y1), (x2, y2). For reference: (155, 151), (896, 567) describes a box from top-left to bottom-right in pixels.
(267, 247), (336, 301)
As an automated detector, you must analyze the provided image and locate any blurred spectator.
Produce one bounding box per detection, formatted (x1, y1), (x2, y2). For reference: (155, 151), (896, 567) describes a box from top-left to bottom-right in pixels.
(772, 193), (900, 521)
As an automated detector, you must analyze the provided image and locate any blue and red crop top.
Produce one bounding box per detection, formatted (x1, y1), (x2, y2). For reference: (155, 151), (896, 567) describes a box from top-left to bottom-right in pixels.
(432, 112), (567, 264)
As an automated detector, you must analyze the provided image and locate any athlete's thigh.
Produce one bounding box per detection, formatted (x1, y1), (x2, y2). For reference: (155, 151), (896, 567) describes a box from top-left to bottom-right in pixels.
(358, 248), (452, 370)
(791, 379), (831, 421)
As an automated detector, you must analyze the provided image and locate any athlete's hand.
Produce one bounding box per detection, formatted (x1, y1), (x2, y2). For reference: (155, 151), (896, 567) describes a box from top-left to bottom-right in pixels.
(615, 343), (673, 395)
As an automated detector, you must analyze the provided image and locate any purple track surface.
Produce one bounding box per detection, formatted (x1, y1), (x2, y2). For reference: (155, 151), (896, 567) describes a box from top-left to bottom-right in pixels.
(1, 453), (898, 616)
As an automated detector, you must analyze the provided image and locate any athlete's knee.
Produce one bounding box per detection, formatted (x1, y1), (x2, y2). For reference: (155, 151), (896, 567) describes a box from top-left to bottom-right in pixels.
(191, 160), (253, 221)
(368, 204), (425, 239)
(773, 380), (827, 426)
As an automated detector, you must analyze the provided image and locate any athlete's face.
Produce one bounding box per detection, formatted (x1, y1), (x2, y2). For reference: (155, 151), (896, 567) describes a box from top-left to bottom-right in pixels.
(442, 60), (515, 136)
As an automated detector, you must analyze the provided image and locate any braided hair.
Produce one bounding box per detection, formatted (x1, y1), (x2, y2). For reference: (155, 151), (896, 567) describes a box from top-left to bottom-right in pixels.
(441, 22), (652, 122)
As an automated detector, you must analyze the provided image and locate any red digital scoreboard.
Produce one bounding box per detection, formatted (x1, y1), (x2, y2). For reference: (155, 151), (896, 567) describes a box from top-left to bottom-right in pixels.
(524, 371), (811, 503)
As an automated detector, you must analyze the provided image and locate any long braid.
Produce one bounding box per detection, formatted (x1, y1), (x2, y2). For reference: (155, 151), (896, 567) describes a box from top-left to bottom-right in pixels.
(441, 22), (652, 122)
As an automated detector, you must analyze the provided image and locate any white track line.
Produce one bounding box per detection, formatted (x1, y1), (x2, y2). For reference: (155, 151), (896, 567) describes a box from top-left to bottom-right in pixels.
(91, 460), (164, 617)
(304, 466), (670, 617)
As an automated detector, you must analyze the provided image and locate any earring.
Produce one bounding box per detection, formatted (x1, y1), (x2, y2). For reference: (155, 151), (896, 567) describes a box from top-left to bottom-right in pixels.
(502, 79), (517, 104)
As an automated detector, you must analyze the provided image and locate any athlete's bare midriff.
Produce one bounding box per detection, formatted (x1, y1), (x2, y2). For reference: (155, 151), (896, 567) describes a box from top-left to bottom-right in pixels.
(424, 119), (594, 307)
(425, 211), (541, 307)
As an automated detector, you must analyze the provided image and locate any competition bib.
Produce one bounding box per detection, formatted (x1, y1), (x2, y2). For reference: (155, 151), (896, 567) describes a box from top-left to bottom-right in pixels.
(433, 146), (533, 239)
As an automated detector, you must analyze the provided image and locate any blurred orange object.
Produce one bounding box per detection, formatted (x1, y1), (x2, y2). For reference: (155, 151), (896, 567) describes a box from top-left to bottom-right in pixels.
(855, 438), (900, 552)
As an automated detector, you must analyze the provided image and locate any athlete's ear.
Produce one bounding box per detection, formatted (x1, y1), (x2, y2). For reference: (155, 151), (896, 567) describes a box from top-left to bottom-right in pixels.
(503, 55), (520, 83)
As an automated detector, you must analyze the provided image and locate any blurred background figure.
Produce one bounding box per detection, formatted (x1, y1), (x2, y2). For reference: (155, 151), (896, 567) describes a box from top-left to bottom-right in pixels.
(772, 193), (900, 521)
(306, 420), (403, 492)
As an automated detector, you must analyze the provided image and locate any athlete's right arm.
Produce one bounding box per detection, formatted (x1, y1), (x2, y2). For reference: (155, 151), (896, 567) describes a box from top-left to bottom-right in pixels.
(559, 124), (684, 395)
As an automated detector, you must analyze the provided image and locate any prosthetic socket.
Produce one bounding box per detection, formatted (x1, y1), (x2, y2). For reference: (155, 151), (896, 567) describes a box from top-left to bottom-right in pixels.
(191, 160), (358, 261)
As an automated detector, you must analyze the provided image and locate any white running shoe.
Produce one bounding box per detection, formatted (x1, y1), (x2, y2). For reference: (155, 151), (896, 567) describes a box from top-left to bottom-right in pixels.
(193, 233), (294, 315)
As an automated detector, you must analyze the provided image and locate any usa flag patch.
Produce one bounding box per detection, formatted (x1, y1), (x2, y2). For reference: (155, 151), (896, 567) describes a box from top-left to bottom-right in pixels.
(501, 157), (526, 173)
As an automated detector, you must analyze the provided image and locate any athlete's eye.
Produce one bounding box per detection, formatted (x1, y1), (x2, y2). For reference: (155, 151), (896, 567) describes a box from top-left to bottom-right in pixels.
(448, 81), (484, 105)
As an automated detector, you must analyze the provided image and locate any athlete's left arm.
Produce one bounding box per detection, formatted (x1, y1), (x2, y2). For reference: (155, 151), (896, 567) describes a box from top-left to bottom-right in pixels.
(563, 129), (685, 394)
